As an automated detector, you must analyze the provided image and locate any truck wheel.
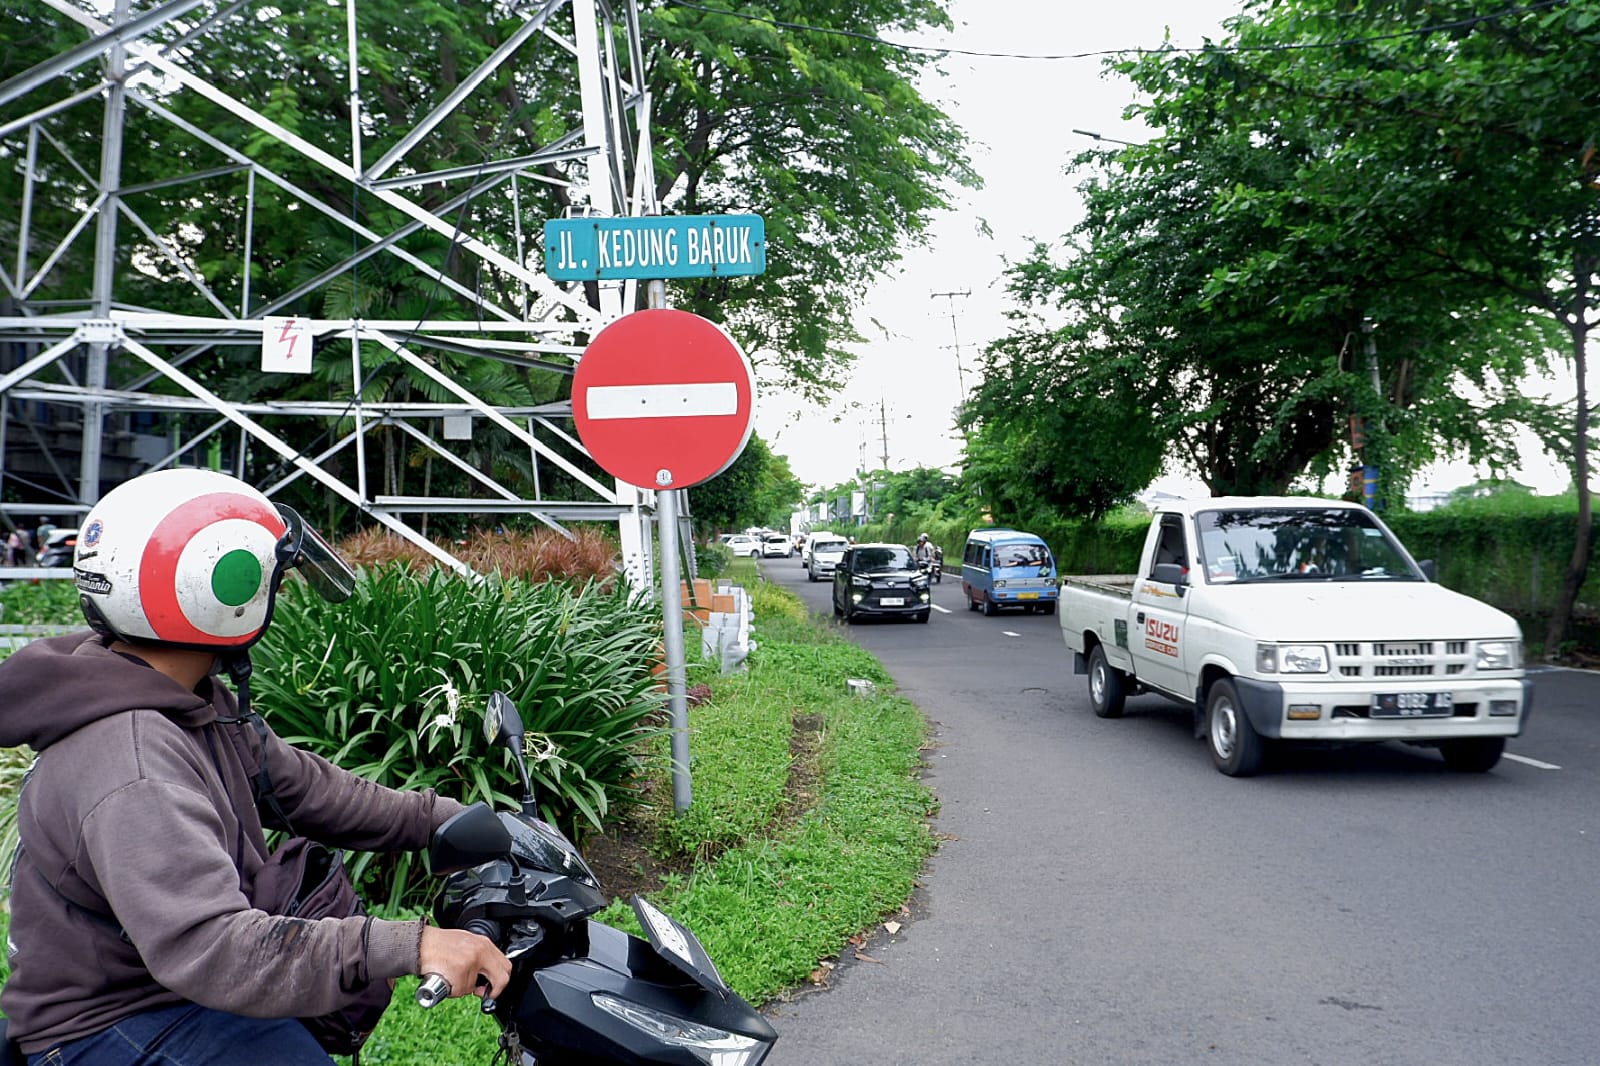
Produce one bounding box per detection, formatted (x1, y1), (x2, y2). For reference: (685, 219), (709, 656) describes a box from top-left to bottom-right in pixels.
(1087, 645), (1126, 719)
(981, 596), (997, 617)
(1041, 602), (1056, 616)
(1438, 737), (1504, 773)
(1206, 678), (1265, 777)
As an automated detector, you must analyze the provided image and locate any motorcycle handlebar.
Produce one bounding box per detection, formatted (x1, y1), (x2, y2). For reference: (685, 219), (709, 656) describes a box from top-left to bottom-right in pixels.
(414, 917), (505, 1009)
(415, 973), (451, 1009)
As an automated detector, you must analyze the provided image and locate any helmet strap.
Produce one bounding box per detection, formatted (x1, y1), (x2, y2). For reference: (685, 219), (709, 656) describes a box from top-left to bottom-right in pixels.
(223, 651), (254, 721)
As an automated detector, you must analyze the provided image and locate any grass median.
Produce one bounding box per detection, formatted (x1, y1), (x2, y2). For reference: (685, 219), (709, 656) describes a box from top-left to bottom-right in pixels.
(346, 559), (937, 1063)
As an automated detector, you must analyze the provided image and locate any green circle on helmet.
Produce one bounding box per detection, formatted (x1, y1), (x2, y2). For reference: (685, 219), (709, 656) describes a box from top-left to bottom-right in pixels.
(211, 548), (264, 607)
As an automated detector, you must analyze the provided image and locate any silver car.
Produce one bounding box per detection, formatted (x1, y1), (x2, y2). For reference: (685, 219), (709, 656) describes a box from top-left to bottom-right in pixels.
(805, 535), (849, 582)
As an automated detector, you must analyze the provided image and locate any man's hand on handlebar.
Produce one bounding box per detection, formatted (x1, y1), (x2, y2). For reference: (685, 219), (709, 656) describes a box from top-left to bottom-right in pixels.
(419, 925), (512, 1000)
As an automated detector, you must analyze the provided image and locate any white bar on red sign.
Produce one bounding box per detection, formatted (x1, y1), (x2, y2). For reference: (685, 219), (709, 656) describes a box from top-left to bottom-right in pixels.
(586, 382), (738, 420)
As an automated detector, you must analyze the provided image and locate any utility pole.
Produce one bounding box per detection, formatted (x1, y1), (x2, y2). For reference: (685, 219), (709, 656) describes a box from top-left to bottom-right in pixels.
(931, 290), (970, 394)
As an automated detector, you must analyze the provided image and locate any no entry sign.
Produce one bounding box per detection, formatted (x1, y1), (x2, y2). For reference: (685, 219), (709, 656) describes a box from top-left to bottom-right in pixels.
(572, 309), (755, 490)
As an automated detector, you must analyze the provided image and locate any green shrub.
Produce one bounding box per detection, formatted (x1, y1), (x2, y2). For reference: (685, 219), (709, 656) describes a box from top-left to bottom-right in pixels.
(0, 578), (81, 626)
(694, 541), (731, 580)
(251, 566), (667, 910)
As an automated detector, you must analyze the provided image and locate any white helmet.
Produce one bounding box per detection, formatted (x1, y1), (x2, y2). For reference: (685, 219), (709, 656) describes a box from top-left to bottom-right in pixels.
(74, 468), (355, 650)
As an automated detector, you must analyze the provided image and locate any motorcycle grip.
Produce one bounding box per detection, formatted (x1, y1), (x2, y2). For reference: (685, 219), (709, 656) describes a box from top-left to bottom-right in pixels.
(415, 973), (451, 1009)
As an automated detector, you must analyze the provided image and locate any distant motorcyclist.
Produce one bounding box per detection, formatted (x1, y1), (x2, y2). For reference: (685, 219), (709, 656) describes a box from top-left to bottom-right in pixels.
(913, 533), (935, 566)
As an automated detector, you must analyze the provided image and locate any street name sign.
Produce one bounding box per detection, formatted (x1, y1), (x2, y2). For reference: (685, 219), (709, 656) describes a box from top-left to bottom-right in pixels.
(544, 215), (766, 281)
(572, 309), (755, 490)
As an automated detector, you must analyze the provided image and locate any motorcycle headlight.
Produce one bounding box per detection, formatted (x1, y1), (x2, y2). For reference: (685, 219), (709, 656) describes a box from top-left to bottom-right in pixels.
(1256, 643), (1328, 674)
(1475, 640), (1521, 670)
(591, 994), (772, 1066)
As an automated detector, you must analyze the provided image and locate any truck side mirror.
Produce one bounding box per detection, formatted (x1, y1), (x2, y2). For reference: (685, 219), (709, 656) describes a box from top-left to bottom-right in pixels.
(1151, 562), (1188, 589)
(1417, 559), (1436, 581)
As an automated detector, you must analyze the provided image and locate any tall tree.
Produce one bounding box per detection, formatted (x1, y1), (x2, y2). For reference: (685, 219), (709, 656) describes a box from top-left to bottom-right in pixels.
(1128, 0), (1598, 654)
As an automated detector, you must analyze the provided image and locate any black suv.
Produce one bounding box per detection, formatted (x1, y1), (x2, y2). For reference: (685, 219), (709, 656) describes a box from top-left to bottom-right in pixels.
(831, 542), (932, 624)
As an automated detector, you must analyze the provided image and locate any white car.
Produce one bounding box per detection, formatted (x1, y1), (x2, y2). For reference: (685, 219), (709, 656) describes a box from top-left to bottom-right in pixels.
(761, 534), (792, 558)
(805, 535), (849, 582)
(725, 534), (760, 558)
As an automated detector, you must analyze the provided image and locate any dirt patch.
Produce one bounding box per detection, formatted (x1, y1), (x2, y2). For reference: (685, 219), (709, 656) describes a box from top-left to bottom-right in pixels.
(578, 710), (828, 903)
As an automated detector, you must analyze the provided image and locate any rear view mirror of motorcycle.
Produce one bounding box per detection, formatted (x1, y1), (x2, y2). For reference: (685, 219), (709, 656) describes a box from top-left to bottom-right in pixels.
(429, 802), (513, 874)
(483, 690), (525, 747)
(483, 691), (537, 814)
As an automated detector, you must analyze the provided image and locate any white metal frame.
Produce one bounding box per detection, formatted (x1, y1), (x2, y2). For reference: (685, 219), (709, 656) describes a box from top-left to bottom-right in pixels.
(0, 0), (660, 583)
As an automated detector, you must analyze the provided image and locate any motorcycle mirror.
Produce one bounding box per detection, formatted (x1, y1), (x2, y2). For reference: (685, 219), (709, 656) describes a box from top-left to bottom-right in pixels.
(483, 691), (525, 747)
(429, 802), (512, 874)
(483, 692), (536, 812)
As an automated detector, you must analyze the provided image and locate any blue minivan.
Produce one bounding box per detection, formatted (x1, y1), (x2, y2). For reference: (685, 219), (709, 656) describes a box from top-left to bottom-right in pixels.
(960, 528), (1058, 616)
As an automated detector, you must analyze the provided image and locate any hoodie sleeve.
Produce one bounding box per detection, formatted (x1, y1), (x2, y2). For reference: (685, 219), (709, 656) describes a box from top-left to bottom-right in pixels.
(79, 764), (422, 1017)
(250, 717), (464, 849)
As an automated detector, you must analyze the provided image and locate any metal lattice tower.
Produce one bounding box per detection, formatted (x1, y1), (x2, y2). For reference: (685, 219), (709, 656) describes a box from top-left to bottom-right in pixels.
(0, 0), (661, 582)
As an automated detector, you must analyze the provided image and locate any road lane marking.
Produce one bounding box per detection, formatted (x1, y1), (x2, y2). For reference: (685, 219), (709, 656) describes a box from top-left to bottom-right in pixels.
(1504, 752), (1561, 771)
(932, 604), (952, 613)
(1002, 630), (1021, 637)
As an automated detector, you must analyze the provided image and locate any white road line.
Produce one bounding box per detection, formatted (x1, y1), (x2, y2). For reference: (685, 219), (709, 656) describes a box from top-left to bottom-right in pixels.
(931, 604), (952, 613)
(1503, 752), (1562, 771)
(1002, 630), (1021, 637)
(586, 382), (736, 419)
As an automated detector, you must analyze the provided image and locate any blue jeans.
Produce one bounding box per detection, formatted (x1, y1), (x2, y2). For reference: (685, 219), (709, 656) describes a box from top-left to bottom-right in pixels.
(29, 1004), (331, 1066)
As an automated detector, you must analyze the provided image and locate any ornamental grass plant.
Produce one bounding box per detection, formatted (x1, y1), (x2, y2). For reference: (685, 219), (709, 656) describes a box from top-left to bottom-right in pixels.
(251, 565), (667, 911)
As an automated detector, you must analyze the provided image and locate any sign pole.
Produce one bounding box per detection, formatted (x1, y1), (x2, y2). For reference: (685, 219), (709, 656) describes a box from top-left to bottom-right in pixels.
(645, 277), (693, 812)
(556, 211), (765, 815)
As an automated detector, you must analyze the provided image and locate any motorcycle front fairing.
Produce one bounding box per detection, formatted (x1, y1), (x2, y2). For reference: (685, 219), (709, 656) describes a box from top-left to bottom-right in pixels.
(508, 912), (777, 1066)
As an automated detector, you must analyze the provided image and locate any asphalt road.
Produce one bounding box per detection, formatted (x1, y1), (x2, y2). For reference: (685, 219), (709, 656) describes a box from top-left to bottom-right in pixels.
(754, 553), (1600, 1066)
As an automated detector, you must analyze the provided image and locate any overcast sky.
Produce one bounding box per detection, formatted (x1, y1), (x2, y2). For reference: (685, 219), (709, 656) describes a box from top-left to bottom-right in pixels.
(749, 0), (1573, 499)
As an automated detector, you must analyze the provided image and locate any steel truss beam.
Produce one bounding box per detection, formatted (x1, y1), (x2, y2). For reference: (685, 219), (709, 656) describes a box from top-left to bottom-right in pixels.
(0, 0), (659, 582)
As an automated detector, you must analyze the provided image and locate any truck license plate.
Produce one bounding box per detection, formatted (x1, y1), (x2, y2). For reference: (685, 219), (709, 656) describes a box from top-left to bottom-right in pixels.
(1018, 592), (1039, 600)
(879, 597), (904, 607)
(1370, 692), (1453, 718)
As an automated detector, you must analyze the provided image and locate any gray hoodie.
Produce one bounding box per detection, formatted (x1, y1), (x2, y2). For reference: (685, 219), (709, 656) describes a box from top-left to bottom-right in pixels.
(0, 631), (463, 1053)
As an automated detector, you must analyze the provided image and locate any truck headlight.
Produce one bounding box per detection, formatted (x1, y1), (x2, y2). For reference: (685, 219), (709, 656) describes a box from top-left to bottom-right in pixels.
(1256, 643), (1329, 674)
(1475, 641), (1521, 670)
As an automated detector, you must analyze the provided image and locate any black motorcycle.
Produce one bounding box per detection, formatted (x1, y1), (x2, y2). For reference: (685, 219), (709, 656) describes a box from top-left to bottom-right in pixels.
(420, 692), (779, 1066)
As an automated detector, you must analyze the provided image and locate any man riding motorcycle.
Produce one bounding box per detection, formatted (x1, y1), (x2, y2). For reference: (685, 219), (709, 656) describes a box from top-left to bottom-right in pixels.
(0, 469), (509, 1065)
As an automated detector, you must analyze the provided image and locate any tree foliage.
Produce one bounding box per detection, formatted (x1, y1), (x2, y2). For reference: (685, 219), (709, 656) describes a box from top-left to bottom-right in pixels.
(1126, 0), (1598, 646)
(687, 433), (801, 533)
(0, 0), (975, 510)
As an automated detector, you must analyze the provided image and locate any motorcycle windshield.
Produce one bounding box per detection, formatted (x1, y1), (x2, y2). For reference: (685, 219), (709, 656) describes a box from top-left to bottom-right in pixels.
(631, 895), (729, 998)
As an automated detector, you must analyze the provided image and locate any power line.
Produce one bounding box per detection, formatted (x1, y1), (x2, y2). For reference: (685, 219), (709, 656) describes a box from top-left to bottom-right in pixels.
(661, 0), (1569, 62)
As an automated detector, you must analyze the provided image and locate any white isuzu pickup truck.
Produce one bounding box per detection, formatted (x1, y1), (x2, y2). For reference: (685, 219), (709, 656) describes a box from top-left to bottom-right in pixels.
(1059, 496), (1532, 776)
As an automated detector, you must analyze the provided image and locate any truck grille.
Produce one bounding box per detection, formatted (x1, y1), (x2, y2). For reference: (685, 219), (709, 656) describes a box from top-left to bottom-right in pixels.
(1331, 640), (1471, 678)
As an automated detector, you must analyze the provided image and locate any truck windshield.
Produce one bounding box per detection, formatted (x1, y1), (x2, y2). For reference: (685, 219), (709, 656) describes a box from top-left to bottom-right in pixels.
(1194, 507), (1420, 583)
